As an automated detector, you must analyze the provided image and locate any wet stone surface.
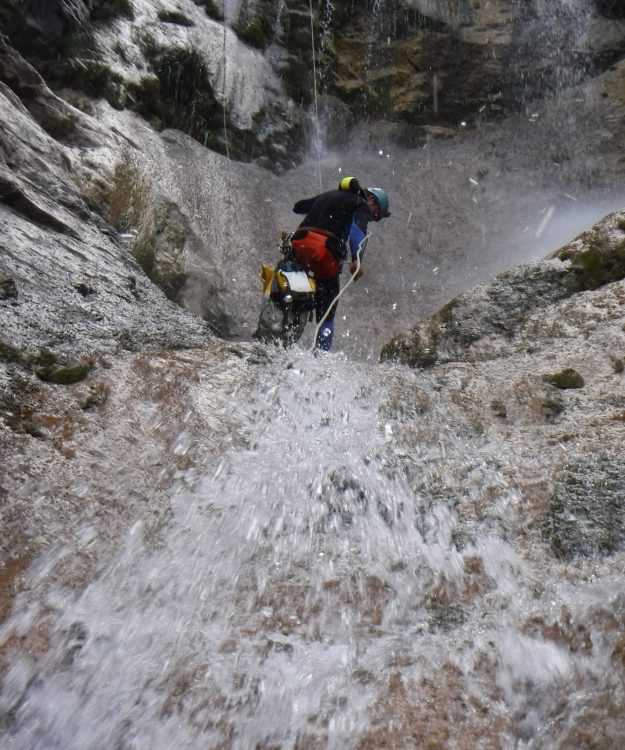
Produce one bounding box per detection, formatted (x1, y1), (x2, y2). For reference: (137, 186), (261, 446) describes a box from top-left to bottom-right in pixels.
(544, 452), (625, 560)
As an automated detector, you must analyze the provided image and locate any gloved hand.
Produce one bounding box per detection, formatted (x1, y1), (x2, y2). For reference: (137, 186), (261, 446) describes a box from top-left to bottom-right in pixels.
(350, 260), (364, 280)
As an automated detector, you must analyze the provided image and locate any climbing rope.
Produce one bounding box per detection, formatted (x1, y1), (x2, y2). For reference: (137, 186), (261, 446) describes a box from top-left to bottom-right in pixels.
(310, 234), (370, 352)
(222, 0), (231, 162)
(309, 0), (322, 192)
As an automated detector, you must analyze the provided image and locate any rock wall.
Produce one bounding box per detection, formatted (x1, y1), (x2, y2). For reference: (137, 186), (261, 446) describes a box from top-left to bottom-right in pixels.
(3, 0), (625, 162)
(380, 208), (625, 367)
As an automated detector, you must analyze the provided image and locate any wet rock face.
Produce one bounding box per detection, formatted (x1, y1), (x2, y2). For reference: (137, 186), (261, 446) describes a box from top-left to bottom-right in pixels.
(380, 209), (625, 368)
(0, 52), (214, 378)
(596, 0), (625, 19)
(129, 194), (239, 337)
(317, 0), (625, 143)
(0, 0), (308, 171)
(544, 452), (625, 560)
(2, 0), (624, 161)
(324, 3), (509, 133)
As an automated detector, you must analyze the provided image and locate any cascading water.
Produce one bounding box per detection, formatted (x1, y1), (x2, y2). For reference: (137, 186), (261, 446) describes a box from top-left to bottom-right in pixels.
(507, 0), (595, 108)
(3, 347), (625, 748)
(3, 0), (625, 747)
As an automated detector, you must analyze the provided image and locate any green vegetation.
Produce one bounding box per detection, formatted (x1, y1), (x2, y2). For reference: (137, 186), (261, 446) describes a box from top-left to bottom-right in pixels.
(235, 16), (272, 49)
(131, 45), (223, 149)
(112, 41), (131, 63)
(192, 0), (224, 21)
(157, 10), (195, 26)
(379, 328), (438, 368)
(66, 60), (125, 108)
(541, 368), (585, 389)
(105, 159), (158, 279)
(35, 360), (93, 385)
(0, 340), (23, 365)
(490, 399), (507, 418)
(282, 57), (313, 105)
(107, 159), (151, 231)
(154, 47), (221, 145)
(41, 111), (78, 140)
(105, 161), (189, 304)
(560, 237), (625, 291)
(132, 231), (156, 277)
(90, 0), (135, 21)
(541, 396), (565, 422)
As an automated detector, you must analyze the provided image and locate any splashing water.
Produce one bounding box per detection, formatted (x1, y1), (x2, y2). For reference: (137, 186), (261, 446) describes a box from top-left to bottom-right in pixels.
(2, 348), (625, 748)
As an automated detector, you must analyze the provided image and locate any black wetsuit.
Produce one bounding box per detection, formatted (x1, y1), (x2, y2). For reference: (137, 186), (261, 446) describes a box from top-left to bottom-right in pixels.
(292, 190), (371, 350)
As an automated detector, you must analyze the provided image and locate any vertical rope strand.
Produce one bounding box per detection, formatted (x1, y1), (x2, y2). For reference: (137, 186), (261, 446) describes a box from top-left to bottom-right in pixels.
(222, 0), (231, 162)
(309, 0), (322, 192)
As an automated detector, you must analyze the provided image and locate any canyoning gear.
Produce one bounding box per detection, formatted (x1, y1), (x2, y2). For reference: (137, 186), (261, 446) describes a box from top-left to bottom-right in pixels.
(291, 229), (341, 280)
(366, 187), (391, 219)
(256, 186), (387, 352)
(338, 176), (362, 194)
(255, 232), (317, 347)
(293, 189), (366, 242)
(293, 189), (373, 266)
(255, 229), (370, 351)
(311, 235), (367, 352)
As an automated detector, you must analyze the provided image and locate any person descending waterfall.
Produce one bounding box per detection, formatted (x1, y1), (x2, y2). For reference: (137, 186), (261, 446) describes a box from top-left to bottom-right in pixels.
(290, 177), (390, 351)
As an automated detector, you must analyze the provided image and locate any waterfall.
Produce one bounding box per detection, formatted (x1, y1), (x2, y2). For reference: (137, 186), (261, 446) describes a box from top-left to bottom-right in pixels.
(3, 347), (625, 748)
(508, 0), (595, 105)
(2, 0), (625, 747)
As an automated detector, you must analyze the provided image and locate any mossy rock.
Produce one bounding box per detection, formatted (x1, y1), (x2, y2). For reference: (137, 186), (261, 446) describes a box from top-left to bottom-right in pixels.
(132, 44), (224, 150)
(65, 59), (125, 108)
(234, 16), (273, 50)
(157, 10), (195, 26)
(133, 231), (157, 277)
(543, 452), (625, 559)
(90, 0), (135, 21)
(34, 358), (93, 384)
(541, 368), (585, 389)
(561, 237), (625, 291)
(379, 301), (478, 368)
(131, 201), (191, 305)
(428, 604), (467, 633)
(282, 56), (314, 105)
(151, 259), (188, 304)
(541, 396), (565, 423)
(0, 276), (18, 300)
(191, 0), (223, 21)
(132, 230), (188, 302)
(491, 398), (507, 418)
(379, 329), (438, 368)
(36, 110), (79, 141)
(0, 340), (24, 365)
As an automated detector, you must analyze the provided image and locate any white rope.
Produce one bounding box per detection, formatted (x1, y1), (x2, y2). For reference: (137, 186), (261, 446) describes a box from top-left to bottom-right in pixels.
(222, 0), (231, 162)
(309, 0), (322, 192)
(310, 234), (370, 352)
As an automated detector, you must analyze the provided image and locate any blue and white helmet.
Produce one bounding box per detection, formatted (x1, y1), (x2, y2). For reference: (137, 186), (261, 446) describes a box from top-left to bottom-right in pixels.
(366, 187), (390, 218)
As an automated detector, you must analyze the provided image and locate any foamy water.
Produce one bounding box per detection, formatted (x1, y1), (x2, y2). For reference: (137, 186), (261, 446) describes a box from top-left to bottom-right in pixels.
(3, 348), (624, 748)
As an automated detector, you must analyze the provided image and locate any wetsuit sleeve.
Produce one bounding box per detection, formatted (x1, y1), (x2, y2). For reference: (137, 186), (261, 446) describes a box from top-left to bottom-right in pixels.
(348, 205), (370, 260)
(292, 196), (317, 214)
